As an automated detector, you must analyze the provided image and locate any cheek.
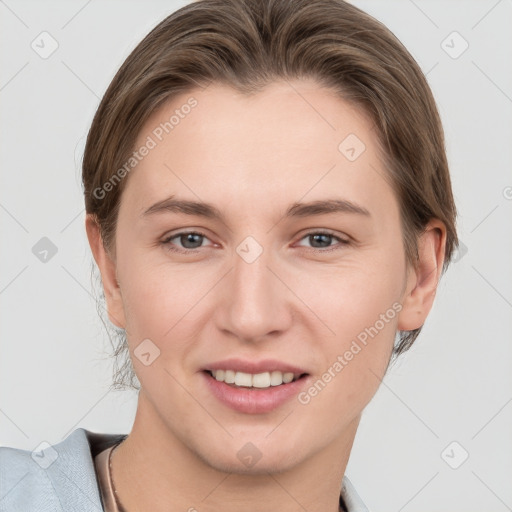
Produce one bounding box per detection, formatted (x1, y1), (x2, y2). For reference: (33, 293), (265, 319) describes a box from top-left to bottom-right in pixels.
(298, 251), (405, 342)
(117, 253), (218, 355)
(296, 281), (400, 430)
(293, 249), (404, 402)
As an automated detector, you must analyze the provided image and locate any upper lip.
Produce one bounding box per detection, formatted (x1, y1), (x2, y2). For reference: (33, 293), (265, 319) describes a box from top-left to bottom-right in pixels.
(203, 358), (308, 375)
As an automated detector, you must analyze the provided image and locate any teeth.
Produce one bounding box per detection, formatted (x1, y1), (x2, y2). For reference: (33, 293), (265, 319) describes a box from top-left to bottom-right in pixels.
(282, 372), (294, 384)
(224, 369), (235, 384)
(210, 369), (299, 388)
(270, 370), (283, 386)
(234, 371), (252, 387)
(252, 372), (271, 388)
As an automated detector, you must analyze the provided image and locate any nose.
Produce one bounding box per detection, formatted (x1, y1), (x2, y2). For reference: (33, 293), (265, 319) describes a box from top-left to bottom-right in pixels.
(216, 242), (293, 343)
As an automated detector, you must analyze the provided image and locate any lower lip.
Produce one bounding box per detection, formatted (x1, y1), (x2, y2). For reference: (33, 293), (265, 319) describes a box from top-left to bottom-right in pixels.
(201, 371), (310, 414)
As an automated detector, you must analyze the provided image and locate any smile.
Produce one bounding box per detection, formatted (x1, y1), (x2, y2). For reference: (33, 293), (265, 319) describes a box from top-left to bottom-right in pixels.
(206, 369), (304, 389)
(202, 369), (310, 414)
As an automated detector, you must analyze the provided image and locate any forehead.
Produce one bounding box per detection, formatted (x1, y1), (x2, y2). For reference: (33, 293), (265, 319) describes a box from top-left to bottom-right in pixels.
(120, 80), (394, 221)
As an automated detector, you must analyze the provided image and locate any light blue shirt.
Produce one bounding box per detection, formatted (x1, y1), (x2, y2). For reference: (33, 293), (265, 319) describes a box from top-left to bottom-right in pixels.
(0, 428), (369, 511)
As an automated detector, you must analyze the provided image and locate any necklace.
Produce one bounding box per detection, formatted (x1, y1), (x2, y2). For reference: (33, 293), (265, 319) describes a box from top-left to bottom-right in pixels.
(108, 441), (128, 512)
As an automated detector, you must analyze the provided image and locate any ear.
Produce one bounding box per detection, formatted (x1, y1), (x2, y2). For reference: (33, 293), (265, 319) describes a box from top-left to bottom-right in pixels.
(85, 214), (126, 329)
(397, 219), (447, 331)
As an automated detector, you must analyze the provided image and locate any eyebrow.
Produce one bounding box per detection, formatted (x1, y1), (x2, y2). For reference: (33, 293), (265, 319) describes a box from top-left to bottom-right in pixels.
(286, 198), (370, 218)
(141, 196), (371, 221)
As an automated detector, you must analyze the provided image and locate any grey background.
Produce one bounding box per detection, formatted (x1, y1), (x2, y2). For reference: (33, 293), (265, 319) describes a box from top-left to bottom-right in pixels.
(1, 1), (511, 510)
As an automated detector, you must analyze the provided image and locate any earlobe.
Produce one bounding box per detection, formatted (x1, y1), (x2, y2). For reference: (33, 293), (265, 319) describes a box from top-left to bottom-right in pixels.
(397, 219), (447, 331)
(85, 214), (126, 329)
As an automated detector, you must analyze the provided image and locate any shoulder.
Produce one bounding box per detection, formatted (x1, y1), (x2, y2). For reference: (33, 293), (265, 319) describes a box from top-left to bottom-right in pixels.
(340, 475), (370, 512)
(0, 428), (127, 512)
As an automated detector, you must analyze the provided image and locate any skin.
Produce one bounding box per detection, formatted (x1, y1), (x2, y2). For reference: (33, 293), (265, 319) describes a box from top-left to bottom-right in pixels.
(86, 80), (446, 512)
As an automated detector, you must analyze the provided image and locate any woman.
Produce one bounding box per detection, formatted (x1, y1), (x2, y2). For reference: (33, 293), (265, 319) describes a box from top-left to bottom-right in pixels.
(0, 0), (457, 510)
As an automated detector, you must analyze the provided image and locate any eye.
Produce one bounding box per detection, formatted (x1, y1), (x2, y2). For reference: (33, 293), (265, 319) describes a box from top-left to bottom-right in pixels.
(161, 229), (349, 254)
(296, 231), (349, 251)
(161, 231), (213, 252)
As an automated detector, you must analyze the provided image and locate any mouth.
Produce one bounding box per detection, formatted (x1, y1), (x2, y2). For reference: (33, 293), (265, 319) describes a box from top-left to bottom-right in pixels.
(201, 362), (311, 414)
(203, 369), (308, 389)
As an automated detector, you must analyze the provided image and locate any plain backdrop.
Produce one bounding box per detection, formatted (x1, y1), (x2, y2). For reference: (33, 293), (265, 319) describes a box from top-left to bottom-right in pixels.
(1, 1), (511, 511)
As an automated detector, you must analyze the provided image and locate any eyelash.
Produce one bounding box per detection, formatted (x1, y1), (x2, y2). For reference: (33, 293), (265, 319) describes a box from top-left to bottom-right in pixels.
(161, 230), (350, 254)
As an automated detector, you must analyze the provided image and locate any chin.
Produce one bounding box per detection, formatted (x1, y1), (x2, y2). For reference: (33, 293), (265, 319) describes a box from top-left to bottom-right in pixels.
(193, 436), (308, 476)
(201, 451), (302, 476)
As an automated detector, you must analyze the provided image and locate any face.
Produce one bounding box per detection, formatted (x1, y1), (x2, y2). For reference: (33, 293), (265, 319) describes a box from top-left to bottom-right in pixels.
(90, 80), (436, 474)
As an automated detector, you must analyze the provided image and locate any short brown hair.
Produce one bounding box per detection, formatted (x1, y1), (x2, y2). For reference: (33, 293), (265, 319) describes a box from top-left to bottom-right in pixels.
(82, 0), (458, 389)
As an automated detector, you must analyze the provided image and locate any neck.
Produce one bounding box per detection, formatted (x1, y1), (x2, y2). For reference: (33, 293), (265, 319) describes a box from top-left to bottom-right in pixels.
(111, 392), (360, 512)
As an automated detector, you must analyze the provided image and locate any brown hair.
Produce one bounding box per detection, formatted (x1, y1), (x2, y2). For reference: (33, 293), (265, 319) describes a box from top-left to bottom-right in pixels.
(82, 0), (458, 389)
